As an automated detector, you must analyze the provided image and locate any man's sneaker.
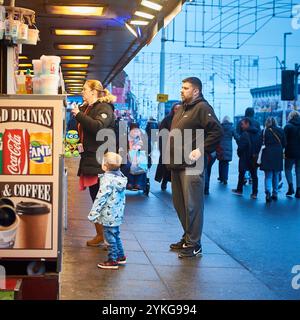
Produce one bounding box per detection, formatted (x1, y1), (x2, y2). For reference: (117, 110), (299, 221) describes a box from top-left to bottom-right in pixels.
(170, 239), (185, 250)
(250, 193), (257, 200)
(97, 260), (119, 270)
(178, 245), (202, 259)
(232, 189), (243, 196)
(117, 256), (127, 265)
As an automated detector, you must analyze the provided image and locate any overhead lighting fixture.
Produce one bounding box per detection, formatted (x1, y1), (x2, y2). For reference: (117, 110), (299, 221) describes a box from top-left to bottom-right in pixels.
(61, 64), (89, 68)
(65, 79), (85, 83)
(134, 11), (154, 19)
(18, 69), (33, 73)
(54, 29), (97, 36)
(61, 56), (92, 61)
(64, 76), (86, 79)
(66, 86), (84, 89)
(46, 5), (105, 17)
(65, 71), (87, 75)
(125, 23), (138, 38)
(130, 20), (149, 26)
(19, 63), (32, 67)
(56, 44), (94, 50)
(141, 0), (163, 11)
(19, 56), (29, 60)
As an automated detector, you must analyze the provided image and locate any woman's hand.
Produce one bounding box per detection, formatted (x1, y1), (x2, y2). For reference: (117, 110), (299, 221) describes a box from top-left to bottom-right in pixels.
(71, 106), (80, 117)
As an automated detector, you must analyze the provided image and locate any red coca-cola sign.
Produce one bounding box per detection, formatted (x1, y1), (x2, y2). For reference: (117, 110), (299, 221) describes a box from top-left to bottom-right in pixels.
(3, 129), (29, 175)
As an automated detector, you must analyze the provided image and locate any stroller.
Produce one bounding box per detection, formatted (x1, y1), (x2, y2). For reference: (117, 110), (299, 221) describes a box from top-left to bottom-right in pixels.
(121, 149), (150, 196)
(120, 124), (150, 196)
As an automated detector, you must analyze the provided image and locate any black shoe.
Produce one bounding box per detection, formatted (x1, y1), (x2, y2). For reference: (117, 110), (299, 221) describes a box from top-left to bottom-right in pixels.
(266, 191), (272, 203)
(295, 188), (300, 199)
(223, 180), (228, 185)
(286, 183), (294, 197)
(178, 245), (202, 259)
(170, 239), (185, 250)
(161, 181), (167, 191)
(271, 194), (278, 201)
(232, 189), (243, 196)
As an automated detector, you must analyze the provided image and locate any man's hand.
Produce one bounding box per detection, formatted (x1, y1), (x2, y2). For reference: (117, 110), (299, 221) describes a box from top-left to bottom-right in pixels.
(71, 106), (80, 117)
(189, 148), (201, 162)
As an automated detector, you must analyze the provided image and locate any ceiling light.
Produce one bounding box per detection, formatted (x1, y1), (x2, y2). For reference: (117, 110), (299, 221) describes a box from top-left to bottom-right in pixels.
(19, 56), (29, 60)
(19, 63), (32, 67)
(65, 80), (85, 83)
(134, 11), (154, 19)
(64, 76), (86, 79)
(46, 5), (105, 17)
(56, 44), (94, 50)
(130, 20), (149, 26)
(54, 29), (97, 36)
(125, 23), (138, 37)
(61, 64), (89, 68)
(141, 1), (162, 11)
(65, 71), (87, 75)
(61, 56), (92, 61)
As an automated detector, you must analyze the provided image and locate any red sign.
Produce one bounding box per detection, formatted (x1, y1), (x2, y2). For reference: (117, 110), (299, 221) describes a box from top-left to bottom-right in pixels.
(3, 129), (30, 175)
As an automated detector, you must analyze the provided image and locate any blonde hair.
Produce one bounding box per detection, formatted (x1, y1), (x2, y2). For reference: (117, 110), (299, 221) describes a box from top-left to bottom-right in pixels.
(85, 80), (117, 104)
(103, 152), (122, 171)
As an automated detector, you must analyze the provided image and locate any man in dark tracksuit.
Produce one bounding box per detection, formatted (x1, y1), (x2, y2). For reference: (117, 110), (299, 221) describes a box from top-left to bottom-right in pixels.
(167, 77), (223, 258)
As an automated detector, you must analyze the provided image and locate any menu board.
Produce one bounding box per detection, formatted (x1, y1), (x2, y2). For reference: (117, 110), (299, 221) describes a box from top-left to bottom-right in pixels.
(0, 95), (65, 258)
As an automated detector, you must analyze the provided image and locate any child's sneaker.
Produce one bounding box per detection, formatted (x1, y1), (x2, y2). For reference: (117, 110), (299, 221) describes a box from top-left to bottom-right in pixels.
(117, 256), (127, 265)
(97, 260), (119, 270)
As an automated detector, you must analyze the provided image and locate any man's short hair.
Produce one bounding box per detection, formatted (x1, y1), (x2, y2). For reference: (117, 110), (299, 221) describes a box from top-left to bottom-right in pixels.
(182, 77), (202, 93)
(103, 152), (122, 171)
(241, 117), (251, 125)
(245, 107), (254, 117)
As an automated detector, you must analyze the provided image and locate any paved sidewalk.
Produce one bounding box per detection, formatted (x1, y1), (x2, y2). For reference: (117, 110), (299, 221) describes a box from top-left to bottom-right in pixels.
(60, 158), (278, 300)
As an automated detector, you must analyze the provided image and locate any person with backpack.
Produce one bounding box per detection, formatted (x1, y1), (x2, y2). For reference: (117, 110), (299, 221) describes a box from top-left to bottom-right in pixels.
(259, 117), (286, 203)
(284, 110), (300, 198)
(232, 117), (262, 199)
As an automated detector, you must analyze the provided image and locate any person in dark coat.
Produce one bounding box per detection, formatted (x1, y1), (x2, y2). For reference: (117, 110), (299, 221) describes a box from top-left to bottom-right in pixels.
(260, 117), (286, 202)
(232, 117), (262, 199)
(236, 107), (261, 137)
(155, 103), (181, 190)
(216, 116), (235, 185)
(284, 110), (300, 198)
(71, 80), (116, 247)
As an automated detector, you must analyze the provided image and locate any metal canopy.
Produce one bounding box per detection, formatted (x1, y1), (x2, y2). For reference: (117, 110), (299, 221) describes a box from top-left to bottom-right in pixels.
(10, 0), (185, 86)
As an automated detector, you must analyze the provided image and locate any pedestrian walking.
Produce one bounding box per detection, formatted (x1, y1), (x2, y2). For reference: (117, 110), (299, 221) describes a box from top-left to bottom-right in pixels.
(232, 117), (262, 199)
(259, 117), (286, 203)
(284, 110), (300, 198)
(216, 116), (235, 185)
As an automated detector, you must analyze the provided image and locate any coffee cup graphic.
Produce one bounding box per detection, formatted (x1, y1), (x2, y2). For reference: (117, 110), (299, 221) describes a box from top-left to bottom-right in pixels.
(16, 201), (50, 249)
(0, 204), (19, 249)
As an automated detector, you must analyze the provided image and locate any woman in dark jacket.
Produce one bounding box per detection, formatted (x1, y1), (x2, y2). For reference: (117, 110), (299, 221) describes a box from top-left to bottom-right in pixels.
(284, 110), (300, 198)
(216, 116), (235, 184)
(155, 103), (181, 190)
(260, 117), (286, 202)
(71, 80), (116, 246)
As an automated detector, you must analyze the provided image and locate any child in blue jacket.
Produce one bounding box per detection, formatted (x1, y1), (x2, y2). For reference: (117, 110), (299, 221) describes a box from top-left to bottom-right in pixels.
(88, 152), (127, 269)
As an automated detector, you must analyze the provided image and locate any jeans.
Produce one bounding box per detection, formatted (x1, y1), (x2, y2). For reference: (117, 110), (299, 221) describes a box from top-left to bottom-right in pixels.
(285, 158), (300, 188)
(103, 226), (124, 262)
(237, 166), (258, 194)
(264, 170), (280, 195)
(218, 160), (229, 182)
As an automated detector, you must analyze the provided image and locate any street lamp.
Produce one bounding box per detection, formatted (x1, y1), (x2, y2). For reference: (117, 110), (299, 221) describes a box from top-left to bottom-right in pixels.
(283, 32), (292, 70)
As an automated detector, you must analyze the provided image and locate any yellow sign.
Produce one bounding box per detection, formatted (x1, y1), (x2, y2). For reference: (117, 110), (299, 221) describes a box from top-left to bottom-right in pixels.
(157, 94), (169, 102)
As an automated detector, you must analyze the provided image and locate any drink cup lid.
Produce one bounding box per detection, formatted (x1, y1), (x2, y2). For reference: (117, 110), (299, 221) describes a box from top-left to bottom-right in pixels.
(16, 201), (50, 215)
